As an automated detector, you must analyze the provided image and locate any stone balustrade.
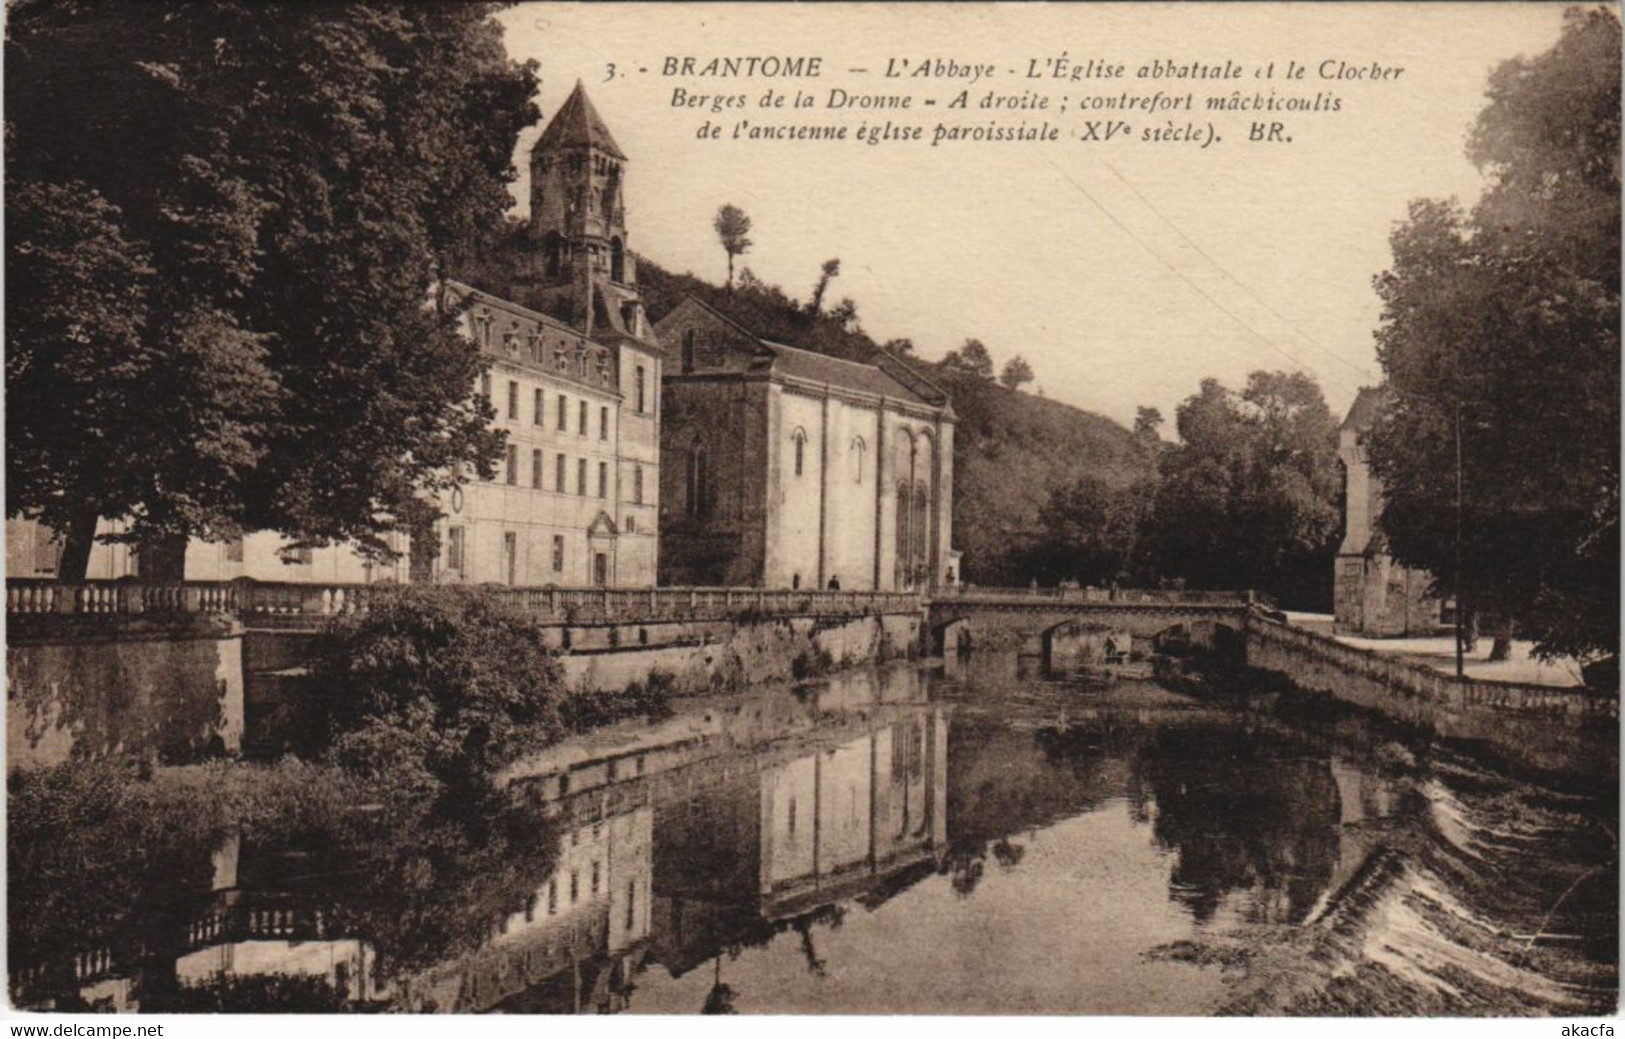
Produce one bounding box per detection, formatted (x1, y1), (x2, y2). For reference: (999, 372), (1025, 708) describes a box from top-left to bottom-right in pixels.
(931, 585), (1265, 607)
(5, 577), (923, 628)
(1243, 611), (1617, 719)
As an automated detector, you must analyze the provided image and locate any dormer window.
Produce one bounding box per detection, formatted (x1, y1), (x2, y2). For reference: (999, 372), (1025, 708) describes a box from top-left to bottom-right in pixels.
(555, 344), (569, 371)
(502, 330), (519, 356)
(526, 331), (541, 361)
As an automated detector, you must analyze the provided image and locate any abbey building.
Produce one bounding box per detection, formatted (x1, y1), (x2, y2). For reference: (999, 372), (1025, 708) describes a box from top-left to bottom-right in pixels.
(8, 83), (955, 592)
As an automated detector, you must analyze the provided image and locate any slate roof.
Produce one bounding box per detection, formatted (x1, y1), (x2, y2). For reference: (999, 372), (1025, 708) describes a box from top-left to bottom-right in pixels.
(759, 340), (931, 404)
(535, 81), (626, 160)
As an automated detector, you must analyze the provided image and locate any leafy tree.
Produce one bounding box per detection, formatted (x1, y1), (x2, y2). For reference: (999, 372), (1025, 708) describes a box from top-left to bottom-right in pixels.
(999, 355), (1035, 390)
(1029, 474), (1151, 585)
(1364, 7), (1620, 665)
(312, 587), (568, 793)
(941, 338), (995, 380)
(1142, 372), (1341, 605)
(1133, 406), (1165, 446)
(808, 258), (841, 314)
(882, 338), (915, 356)
(713, 203), (753, 290)
(829, 297), (859, 330)
(6, 2), (535, 577)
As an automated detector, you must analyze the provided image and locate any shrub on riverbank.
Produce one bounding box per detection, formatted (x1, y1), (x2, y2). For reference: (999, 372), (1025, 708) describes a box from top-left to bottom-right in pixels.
(311, 586), (567, 792)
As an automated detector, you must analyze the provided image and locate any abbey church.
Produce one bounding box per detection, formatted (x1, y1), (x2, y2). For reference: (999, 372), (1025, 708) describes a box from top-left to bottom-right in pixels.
(6, 83), (956, 592)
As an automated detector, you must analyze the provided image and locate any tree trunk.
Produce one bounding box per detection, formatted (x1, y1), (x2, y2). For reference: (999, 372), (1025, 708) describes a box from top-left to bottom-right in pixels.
(726, 252), (735, 291)
(136, 533), (189, 583)
(1488, 614), (1514, 662)
(54, 508), (102, 582)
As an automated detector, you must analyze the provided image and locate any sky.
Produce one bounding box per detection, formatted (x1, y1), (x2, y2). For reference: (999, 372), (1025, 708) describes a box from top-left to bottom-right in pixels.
(495, 3), (1569, 428)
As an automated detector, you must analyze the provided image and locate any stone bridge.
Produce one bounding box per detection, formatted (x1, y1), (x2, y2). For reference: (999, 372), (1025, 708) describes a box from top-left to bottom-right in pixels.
(924, 587), (1259, 657)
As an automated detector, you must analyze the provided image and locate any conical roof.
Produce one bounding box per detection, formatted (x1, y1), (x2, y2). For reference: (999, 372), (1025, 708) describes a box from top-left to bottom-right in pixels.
(534, 80), (626, 160)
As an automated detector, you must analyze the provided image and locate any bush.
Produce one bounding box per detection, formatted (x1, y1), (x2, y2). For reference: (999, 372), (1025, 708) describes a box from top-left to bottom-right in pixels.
(559, 668), (676, 732)
(311, 586), (566, 791)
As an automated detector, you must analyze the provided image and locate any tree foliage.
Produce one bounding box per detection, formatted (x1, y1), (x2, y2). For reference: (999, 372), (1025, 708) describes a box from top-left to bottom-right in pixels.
(1029, 474), (1152, 585)
(6, 2), (537, 575)
(809, 257), (841, 314)
(941, 338), (995, 380)
(999, 355), (1036, 390)
(312, 587), (568, 793)
(1141, 372), (1341, 604)
(713, 203), (753, 289)
(1364, 7), (1620, 662)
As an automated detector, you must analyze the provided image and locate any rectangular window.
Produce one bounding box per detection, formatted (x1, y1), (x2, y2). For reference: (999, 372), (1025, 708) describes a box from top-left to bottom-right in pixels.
(507, 381), (518, 419)
(552, 535), (565, 572)
(532, 449), (543, 488)
(598, 461), (608, 498)
(556, 394), (568, 430)
(446, 526), (465, 572)
(626, 880), (636, 931)
(503, 531), (517, 585)
(555, 453), (566, 491)
(577, 458), (587, 496)
(600, 406), (609, 440)
(633, 464), (644, 505)
(635, 365), (646, 412)
(578, 400), (588, 435)
(569, 871), (579, 905)
(480, 372), (491, 401)
(533, 388), (544, 426)
(547, 878), (557, 915)
(591, 861), (601, 896)
(505, 444), (518, 485)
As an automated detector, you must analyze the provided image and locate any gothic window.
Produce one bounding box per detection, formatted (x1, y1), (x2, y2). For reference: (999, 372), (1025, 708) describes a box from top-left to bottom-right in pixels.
(792, 429), (807, 477)
(610, 237), (626, 283)
(895, 481), (912, 588)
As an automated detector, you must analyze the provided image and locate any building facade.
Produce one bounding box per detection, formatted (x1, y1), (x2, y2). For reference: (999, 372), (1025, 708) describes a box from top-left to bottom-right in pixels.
(8, 82), (662, 589)
(1333, 387), (1443, 636)
(654, 298), (955, 591)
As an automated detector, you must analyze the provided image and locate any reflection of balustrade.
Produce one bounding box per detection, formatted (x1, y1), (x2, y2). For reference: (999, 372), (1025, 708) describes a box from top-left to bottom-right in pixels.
(6, 578), (922, 626)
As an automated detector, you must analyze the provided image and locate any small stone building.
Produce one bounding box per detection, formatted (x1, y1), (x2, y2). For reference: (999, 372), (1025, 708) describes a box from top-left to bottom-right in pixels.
(1334, 387), (1444, 636)
(655, 299), (956, 590)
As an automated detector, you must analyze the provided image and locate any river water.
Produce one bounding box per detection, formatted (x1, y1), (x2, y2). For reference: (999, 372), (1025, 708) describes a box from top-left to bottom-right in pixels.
(10, 652), (1618, 1014)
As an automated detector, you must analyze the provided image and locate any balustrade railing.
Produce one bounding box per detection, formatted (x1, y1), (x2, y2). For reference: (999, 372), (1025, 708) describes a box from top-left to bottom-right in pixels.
(5, 577), (923, 626)
(929, 585), (1263, 607)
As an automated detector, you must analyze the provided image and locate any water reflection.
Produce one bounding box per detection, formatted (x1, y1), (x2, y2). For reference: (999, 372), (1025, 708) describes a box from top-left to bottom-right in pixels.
(10, 655), (1616, 1015)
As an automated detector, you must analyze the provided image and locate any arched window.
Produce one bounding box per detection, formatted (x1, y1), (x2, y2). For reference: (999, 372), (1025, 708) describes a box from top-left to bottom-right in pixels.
(792, 429), (807, 477)
(682, 330), (696, 374)
(895, 480), (913, 589)
(852, 437), (866, 483)
(686, 447), (709, 517)
(543, 232), (564, 279)
(610, 237), (626, 283)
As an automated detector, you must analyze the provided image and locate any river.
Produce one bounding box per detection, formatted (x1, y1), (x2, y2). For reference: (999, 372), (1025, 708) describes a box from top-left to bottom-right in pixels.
(9, 652), (1618, 1014)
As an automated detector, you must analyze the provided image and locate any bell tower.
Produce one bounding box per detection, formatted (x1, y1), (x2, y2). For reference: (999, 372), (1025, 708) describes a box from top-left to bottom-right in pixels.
(529, 81), (642, 336)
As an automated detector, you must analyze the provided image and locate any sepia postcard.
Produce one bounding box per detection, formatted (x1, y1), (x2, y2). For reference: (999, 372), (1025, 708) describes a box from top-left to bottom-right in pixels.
(4, 0), (1619, 1030)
